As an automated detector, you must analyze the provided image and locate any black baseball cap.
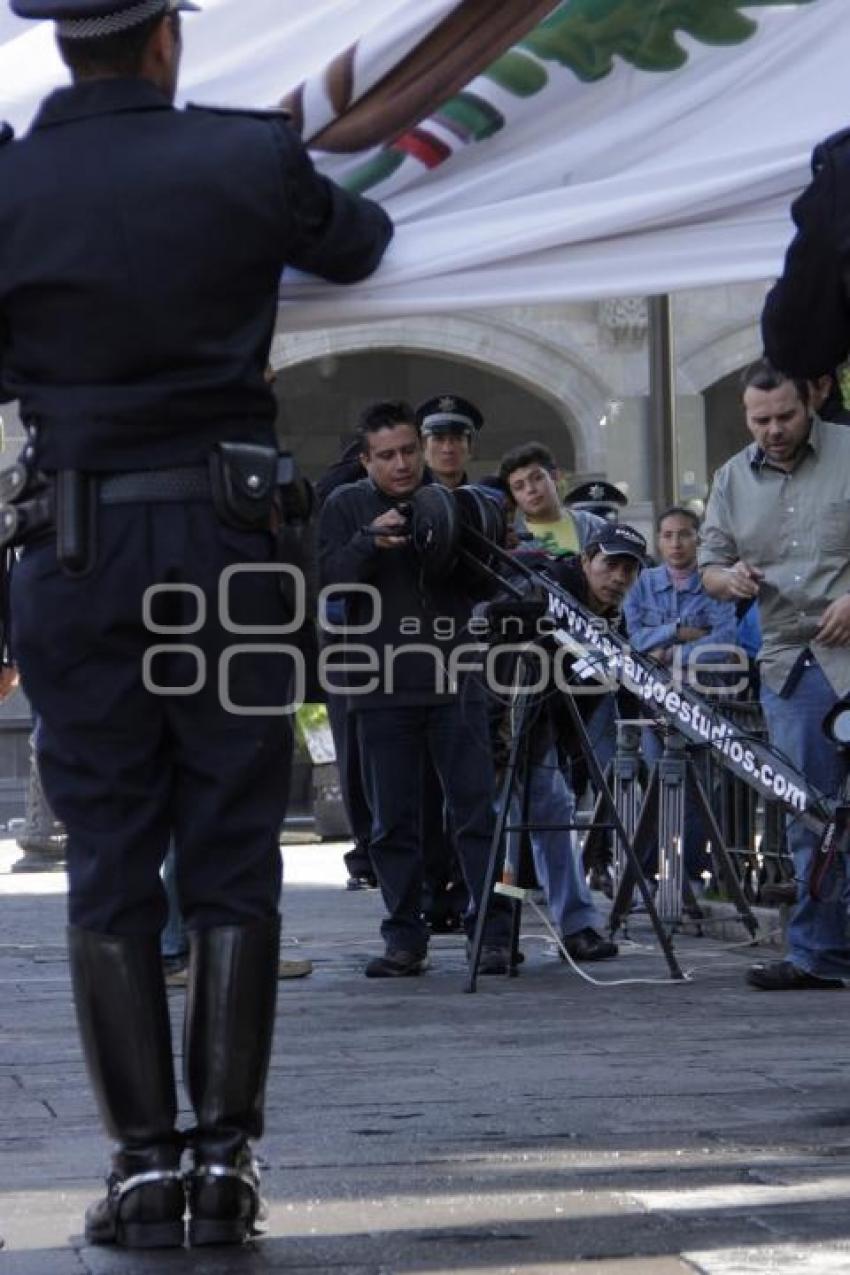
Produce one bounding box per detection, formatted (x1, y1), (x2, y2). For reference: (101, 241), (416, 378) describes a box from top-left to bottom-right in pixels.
(584, 522), (647, 564)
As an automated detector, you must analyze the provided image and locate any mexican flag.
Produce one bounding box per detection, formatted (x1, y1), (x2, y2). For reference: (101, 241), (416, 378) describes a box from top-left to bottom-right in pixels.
(1, 1), (845, 325)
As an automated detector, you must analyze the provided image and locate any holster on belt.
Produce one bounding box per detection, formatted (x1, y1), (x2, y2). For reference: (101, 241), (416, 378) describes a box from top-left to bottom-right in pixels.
(208, 442), (277, 531)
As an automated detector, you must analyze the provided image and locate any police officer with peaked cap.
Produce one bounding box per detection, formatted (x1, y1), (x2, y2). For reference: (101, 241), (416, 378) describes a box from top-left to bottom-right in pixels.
(564, 479), (628, 524)
(761, 127), (850, 377)
(0, 0), (392, 1249)
(416, 392), (483, 490)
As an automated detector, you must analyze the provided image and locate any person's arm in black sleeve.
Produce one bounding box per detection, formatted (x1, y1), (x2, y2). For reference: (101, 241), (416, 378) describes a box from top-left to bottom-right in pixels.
(274, 122), (394, 283)
(762, 133), (850, 377)
(318, 488), (381, 586)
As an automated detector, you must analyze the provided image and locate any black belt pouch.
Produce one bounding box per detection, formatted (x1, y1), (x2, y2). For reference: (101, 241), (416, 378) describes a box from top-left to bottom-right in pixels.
(209, 442), (277, 531)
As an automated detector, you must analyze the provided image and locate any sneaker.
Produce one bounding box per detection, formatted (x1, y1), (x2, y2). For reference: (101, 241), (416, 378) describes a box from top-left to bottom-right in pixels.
(364, 949), (429, 978)
(346, 872), (378, 892)
(747, 959), (844, 991)
(561, 927), (618, 962)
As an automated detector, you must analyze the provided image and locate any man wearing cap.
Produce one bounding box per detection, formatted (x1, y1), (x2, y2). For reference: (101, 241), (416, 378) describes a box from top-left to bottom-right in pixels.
(415, 393), (483, 930)
(0, 0), (392, 1249)
(417, 393), (482, 490)
(496, 523), (647, 961)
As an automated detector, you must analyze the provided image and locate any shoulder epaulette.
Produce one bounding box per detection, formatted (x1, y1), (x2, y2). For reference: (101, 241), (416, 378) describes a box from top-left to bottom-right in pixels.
(186, 103), (291, 123)
(0, 123), (14, 147)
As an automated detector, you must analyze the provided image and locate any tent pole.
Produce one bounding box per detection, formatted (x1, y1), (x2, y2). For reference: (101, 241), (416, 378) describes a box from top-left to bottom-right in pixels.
(648, 293), (678, 510)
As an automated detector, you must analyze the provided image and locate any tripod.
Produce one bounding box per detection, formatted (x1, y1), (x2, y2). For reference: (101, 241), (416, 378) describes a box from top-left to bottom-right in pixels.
(466, 652), (685, 991)
(603, 721), (759, 937)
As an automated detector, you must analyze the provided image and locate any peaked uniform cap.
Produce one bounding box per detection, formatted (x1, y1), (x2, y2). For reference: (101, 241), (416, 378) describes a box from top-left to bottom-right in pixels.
(565, 479), (628, 508)
(416, 394), (483, 437)
(11, 0), (199, 39)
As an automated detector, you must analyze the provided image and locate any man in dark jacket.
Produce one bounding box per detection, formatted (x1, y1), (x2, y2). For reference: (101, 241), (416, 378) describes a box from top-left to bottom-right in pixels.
(319, 400), (511, 977)
(1, 0), (392, 1248)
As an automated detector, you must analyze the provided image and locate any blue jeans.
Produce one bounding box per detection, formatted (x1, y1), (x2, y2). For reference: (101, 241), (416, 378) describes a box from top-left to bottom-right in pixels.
(760, 661), (850, 979)
(507, 745), (600, 937)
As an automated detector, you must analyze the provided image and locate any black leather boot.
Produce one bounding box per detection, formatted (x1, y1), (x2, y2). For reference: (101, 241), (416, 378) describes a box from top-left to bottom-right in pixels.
(183, 915), (280, 1246)
(68, 927), (185, 1249)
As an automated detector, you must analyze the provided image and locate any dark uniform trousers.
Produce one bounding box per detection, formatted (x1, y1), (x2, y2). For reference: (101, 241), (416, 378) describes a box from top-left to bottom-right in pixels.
(12, 501), (293, 935)
(356, 697), (511, 954)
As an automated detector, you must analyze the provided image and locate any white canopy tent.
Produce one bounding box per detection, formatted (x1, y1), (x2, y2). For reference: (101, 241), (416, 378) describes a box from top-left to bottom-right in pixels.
(0, 0), (847, 331)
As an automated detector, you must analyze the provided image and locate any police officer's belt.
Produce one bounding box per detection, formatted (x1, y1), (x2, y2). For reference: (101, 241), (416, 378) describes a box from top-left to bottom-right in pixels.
(99, 466), (210, 503)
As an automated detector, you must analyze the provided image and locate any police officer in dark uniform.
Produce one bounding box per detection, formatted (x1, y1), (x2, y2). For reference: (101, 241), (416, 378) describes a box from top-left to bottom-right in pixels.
(1, 0), (392, 1249)
(416, 392), (483, 490)
(564, 479), (628, 525)
(761, 128), (850, 376)
(414, 393), (484, 929)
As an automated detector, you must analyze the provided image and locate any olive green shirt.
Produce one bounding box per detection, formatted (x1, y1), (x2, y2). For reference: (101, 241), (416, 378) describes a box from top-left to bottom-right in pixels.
(698, 415), (850, 695)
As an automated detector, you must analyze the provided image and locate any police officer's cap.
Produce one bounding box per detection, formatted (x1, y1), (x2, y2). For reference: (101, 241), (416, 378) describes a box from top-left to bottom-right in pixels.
(564, 479), (628, 511)
(416, 394), (483, 439)
(11, 0), (199, 39)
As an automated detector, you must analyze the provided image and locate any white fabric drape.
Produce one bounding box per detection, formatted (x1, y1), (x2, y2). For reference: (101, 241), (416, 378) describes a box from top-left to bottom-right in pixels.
(1, 1), (847, 329)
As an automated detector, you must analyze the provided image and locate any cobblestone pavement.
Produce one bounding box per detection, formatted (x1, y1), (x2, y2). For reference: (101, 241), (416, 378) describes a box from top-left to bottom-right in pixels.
(1, 838), (849, 1274)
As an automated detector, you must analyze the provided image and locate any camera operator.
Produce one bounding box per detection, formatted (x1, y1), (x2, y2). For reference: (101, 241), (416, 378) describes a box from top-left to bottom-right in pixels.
(318, 400), (511, 978)
(491, 524), (648, 961)
(701, 360), (850, 991)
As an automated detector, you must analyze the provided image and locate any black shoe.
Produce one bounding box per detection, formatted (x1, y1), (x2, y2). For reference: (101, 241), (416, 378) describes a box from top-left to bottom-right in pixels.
(364, 949), (429, 978)
(85, 1152), (185, 1249)
(747, 959), (844, 991)
(186, 1145), (265, 1248)
(68, 927), (184, 1250)
(346, 872), (378, 891)
(465, 941), (510, 975)
(561, 927), (618, 962)
(183, 918), (280, 1247)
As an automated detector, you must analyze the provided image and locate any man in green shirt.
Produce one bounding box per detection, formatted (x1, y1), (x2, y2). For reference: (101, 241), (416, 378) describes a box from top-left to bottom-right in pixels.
(499, 442), (605, 555)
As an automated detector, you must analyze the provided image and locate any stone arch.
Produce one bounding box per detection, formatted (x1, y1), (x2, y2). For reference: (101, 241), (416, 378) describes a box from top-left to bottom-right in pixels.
(271, 314), (611, 474)
(679, 320), (761, 394)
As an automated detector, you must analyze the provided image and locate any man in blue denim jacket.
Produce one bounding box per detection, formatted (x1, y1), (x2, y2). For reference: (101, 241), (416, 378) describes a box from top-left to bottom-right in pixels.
(624, 507), (737, 888)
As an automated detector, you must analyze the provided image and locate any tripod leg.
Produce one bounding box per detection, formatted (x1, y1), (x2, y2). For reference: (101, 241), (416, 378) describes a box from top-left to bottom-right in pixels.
(466, 694), (532, 993)
(609, 767), (658, 933)
(564, 697), (685, 980)
(686, 757), (759, 938)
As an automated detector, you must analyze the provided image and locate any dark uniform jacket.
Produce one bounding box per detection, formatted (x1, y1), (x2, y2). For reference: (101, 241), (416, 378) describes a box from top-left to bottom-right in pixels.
(318, 473), (485, 710)
(0, 78), (392, 471)
(762, 128), (850, 378)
